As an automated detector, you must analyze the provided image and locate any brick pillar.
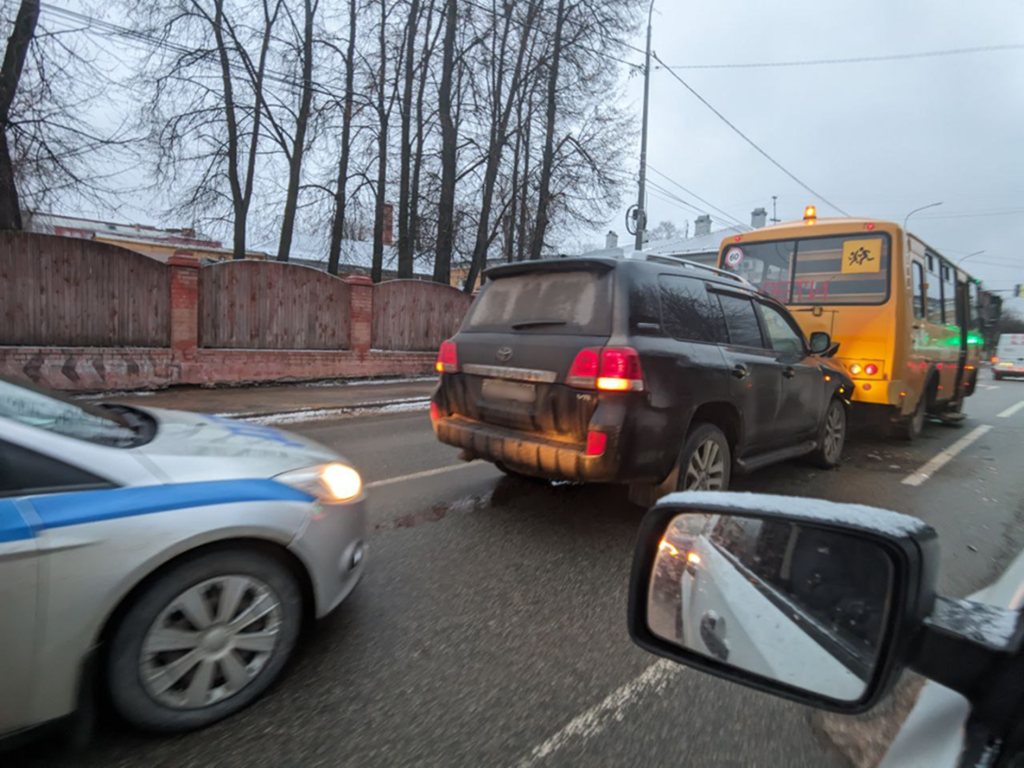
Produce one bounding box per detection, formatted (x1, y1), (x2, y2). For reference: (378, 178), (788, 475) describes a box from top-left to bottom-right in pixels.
(168, 252), (200, 353)
(345, 274), (374, 353)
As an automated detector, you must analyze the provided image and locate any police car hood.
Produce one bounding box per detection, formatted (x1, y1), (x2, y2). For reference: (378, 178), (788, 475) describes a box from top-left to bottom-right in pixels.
(133, 407), (342, 483)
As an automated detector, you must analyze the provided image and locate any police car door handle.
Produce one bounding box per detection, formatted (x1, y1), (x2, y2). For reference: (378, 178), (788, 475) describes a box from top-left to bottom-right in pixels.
(782, 366), (796, 379)
(731, 364), (749, 380)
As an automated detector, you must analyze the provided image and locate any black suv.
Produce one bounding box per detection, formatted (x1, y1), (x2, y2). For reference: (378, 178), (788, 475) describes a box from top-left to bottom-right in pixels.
(430, 255), (852, 499)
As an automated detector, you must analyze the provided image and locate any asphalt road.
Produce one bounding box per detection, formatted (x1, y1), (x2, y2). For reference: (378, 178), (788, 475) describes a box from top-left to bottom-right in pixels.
(21, 377), (1024, 768)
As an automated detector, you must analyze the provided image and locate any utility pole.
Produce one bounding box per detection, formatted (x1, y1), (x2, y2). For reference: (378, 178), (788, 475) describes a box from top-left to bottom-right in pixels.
(771, 195), (779, 224)
(633, 0), (655, 253)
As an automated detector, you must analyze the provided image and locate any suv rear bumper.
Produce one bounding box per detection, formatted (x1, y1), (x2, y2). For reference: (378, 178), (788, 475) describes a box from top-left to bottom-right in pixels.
(433, 415), (620, 482)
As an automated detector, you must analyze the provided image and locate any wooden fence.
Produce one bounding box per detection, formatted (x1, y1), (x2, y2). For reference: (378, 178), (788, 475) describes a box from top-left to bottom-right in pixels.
(199, 260), (351, 349)
(0, 232), (170, 346)
(372, 279), (472, 351)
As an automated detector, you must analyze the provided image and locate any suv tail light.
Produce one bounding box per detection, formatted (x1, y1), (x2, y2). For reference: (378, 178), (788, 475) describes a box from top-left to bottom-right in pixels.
(567, 348), (600, 388)
(436, 340), (458, 374)
(568, 347), (644, 392)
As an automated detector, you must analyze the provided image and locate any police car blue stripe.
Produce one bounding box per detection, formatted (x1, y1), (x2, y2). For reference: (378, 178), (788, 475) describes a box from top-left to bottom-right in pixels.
(0, 499), (34, 542)
(28, 479), (315, 531)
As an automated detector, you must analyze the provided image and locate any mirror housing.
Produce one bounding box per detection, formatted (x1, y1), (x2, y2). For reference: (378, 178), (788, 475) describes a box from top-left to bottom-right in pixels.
(628, 492), (939, 714)
(809, 331), (839, 357)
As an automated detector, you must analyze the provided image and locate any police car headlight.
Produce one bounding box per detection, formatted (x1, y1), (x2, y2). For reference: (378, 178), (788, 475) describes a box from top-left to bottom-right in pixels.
(276, 463), (363, 502)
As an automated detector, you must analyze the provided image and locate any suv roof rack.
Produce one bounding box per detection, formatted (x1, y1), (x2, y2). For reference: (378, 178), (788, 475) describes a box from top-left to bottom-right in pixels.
(643, 253), (757, 290)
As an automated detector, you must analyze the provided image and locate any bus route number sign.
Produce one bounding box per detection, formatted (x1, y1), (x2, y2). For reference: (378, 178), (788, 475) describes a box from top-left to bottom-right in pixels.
(725, 247), (744, 268)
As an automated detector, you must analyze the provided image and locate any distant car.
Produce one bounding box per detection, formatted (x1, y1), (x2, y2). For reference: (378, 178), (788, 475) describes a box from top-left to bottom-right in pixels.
(0, 378), (367, 741)
(993, 334), (1024, 380)
(430, 256), (853, 501)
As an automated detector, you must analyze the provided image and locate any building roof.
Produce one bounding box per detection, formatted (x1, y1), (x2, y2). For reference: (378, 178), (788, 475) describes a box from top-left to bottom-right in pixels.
(22, 211), (265, 260)
(579, 223), (752, 261)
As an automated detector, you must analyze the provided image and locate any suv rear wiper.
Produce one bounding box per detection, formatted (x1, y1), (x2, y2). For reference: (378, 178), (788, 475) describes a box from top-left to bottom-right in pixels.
(511, 319), (567, 330)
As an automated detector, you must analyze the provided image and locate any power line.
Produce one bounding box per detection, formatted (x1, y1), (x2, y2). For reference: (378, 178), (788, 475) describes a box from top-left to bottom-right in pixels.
(646, 164), (746, 228)
(917, 208), (1024, 221)
(650, 50), (850, 217)
(658, 43), (1024, 71)
(645, 179), (706, 216)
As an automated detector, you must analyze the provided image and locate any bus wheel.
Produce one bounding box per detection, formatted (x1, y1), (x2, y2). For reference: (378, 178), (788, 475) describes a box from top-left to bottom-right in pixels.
(893, 396), (926, 441)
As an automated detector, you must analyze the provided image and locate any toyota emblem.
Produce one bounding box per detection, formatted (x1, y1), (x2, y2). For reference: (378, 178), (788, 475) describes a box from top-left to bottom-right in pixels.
(496, 346), (513, 363)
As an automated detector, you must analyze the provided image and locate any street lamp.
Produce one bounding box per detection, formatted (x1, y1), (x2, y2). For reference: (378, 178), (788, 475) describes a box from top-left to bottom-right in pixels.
(956, 250), (986, 266)
(633, 0), (655, 253)
(903, 202), (942, 231)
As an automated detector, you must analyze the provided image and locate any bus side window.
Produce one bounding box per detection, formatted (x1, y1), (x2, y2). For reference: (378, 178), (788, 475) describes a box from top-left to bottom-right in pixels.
(913, 262), (926, 319)
(942, 263), (957, 325)
(926, 254), (943, 324)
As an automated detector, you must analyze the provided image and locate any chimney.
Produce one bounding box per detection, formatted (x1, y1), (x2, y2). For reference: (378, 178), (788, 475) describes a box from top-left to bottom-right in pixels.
(382, 203), (394, 246)
(751, 207), (767, 229)
(605, 230), (618, 249)
(694, 214), (712, 237)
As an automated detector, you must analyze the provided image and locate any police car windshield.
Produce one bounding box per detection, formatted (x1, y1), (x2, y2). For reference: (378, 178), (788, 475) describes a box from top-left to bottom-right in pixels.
(0, 379), (141, 446)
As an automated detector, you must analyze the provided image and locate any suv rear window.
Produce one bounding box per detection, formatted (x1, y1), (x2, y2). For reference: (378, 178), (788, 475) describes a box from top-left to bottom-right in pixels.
(462, 270), (612, 335)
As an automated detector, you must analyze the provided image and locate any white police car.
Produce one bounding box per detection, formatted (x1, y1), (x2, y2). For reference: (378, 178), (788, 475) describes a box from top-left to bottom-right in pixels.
(0, 377), (366, 739)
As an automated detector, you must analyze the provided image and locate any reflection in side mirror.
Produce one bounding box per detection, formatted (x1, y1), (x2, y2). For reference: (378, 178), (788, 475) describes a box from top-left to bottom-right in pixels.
(809, 331), (832, 355)
(648, 513), (895, 702)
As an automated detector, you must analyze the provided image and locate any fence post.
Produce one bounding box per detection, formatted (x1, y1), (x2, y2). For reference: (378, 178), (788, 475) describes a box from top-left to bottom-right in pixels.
(345, 274), (374, 353)
(168, 251), (200, 354)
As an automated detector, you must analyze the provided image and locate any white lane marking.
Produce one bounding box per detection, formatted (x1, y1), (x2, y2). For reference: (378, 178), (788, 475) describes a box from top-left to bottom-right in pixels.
(366, 460), (486, 489)
(518, 660), (682, 768)
(997, 401), (1024, 419)
(901, 425), (993, 487)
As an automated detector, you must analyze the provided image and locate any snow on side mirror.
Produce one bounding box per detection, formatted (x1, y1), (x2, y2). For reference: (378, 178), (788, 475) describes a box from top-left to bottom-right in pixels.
(629, 492), (939, 714)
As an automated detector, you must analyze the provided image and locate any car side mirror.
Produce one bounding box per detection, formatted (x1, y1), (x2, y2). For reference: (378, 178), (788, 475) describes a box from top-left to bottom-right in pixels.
(809, 331), (838, 356)
(629, 493), (939, 713)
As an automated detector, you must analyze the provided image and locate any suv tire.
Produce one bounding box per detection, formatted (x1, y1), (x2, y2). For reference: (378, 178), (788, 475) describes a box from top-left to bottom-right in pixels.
(676, 423), (731, 492)
(809, 398), (846, 468)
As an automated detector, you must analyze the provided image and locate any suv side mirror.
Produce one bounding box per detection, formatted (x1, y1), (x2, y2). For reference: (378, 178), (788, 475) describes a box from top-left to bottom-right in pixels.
(809, 331), (837, 356)
(628, 493), (939, 713)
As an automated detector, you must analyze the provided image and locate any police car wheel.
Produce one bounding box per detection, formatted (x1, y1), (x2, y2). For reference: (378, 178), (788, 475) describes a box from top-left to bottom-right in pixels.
(107, 549), (302, 732)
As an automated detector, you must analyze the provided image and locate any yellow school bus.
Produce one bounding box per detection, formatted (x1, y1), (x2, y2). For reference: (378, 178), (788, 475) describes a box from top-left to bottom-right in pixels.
(717, 210), (983, 438)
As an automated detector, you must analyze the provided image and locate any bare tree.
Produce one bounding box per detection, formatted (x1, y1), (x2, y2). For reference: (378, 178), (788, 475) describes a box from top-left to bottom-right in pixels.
(0, 0), (37, 229)
(325, 0), (358, 276)
(275, 0), (319, 262)
(527, 0), (566, 261)
(463, 1), (541, 292)
(431, 0), (457, 285)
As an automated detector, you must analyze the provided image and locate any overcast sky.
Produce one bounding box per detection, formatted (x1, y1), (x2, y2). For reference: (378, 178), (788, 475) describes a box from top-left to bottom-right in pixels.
(609, 0), (1023, 307)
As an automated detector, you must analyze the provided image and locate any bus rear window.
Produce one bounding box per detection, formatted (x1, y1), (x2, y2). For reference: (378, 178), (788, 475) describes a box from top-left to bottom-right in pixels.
(461, 270), (613, 335)
(722, 234), (890, 305)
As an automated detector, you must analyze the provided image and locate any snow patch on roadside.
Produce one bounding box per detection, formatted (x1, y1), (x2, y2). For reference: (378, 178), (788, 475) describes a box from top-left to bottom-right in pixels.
(298, 376), (436, 387)
(239, 398), (430, 425)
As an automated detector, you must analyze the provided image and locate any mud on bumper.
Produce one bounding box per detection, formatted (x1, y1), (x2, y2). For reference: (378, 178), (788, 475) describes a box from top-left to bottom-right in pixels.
(433, 415), (620, 482)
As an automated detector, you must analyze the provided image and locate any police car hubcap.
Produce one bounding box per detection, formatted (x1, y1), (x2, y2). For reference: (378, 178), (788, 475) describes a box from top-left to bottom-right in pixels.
(140, 575), (283, 709)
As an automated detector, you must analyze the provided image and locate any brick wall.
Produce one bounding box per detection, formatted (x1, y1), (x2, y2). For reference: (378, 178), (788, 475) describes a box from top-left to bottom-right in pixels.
(0, 346), (435, 391)
(1, 237), (463, 392)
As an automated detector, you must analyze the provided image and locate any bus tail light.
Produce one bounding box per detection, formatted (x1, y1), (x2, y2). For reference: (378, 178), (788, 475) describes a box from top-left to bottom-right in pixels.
(846, 360), (884, 379)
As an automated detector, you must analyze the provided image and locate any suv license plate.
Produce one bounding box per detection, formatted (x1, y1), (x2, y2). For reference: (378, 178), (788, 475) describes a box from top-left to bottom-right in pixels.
(482, 378), (536, 403)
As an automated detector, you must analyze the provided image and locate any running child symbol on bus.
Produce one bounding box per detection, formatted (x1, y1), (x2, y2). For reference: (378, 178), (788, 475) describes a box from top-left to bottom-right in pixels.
(848, 246), (874, 267)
